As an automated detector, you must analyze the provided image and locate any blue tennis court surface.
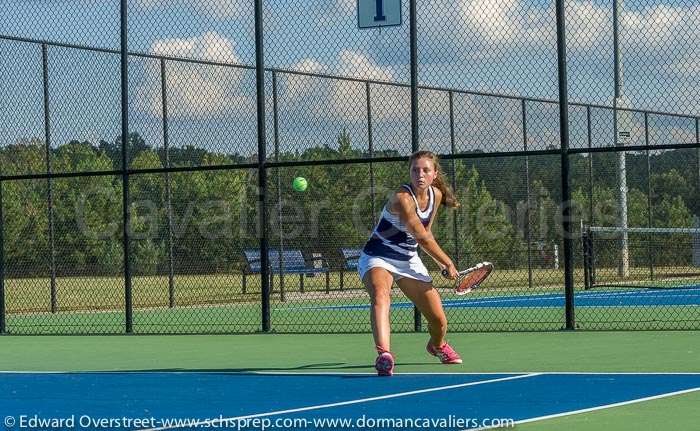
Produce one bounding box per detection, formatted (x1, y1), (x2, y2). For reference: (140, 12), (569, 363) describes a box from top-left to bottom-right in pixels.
(2, 372), (699, 430)
(298, 286), (700, 311)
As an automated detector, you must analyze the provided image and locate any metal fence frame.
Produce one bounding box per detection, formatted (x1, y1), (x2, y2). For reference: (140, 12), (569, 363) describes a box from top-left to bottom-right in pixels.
(0, 0), (699, 334)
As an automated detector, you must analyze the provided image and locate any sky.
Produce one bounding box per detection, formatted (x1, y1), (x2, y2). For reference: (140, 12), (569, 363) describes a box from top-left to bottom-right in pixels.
(1, 0), (698, 160)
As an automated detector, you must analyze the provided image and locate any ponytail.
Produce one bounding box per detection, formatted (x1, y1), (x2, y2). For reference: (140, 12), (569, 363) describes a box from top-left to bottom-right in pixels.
(409, 150), (460, 208)
(433, 169), (460, 208)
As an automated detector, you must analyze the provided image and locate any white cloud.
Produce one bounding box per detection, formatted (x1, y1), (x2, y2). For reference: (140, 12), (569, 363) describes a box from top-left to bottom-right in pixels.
(418, 0), (693, 60)
(414, 0), (557, 53)
(624, 5), (684, 48)
(277, 49), (451, 124)
(335, 0), (357, 11)
(150, 31), (241, 63)
(566, 0), (611, 51)
(133, 0), (161, 8)
(135, 32), (254, 118)
(338, 50), (395, 82)
(671, 57), (700, 77)
(278, 58), (324, 104)
(280, 50), (401, 120)
(459, 0), (534, 44)
(277, 50), (504, 130)
(620, 4), (700, 114)
(620, 4), (700, 68)
(135, 0), (251, 20)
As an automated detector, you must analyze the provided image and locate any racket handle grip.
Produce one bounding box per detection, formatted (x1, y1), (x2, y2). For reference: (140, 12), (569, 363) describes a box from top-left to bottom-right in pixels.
(441, 269), (449, 278)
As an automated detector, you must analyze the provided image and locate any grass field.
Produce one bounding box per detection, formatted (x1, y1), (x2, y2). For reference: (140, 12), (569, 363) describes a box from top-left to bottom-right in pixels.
(9, 265), (697, 311)
(4, 267), (571, 314)
(2, 265), (699, 334)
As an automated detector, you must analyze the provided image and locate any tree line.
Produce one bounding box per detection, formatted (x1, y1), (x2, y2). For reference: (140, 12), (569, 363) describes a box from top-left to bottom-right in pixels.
(1, 131), (696, 276)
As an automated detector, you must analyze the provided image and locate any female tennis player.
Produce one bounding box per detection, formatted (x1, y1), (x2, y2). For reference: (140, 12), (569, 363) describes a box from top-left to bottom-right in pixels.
(358, 150), (461, 376)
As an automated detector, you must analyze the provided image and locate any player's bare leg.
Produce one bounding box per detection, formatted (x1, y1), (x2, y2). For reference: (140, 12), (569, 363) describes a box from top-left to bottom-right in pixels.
(363, 268), (396, 375)
(397, 278), (462, 364)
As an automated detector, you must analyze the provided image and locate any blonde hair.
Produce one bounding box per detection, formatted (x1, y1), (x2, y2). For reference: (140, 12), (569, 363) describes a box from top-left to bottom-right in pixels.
(409, 150), (460, 208)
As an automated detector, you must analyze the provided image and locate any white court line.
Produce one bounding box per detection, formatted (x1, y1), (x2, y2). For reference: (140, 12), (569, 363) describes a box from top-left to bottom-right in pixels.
(1, 370), (699, 375)
(249, 371), (527, 376)
(471, 386), (700, 430)
(523, 371), (700, 375)
(0, 370), (523, 376)
(140, 373), (541, 431)
(250, 371), (700, 376)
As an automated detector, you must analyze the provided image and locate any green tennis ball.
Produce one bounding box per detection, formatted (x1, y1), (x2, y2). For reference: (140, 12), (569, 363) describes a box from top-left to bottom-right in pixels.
(292, 176), (308, 192)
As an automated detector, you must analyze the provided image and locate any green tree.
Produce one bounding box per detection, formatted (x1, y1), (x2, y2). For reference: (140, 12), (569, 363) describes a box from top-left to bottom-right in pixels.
(455, 166), (516, 268)
(51, 141), (121, 274)
(0, 141), (50, 274)
(0, 140), (46, 175)
(168, 153), (247, 273)
(572, 185), (649, 229)
(651, 169), (690, 204)
(653, 196), (693, 228)
(129, 149), (167, 275)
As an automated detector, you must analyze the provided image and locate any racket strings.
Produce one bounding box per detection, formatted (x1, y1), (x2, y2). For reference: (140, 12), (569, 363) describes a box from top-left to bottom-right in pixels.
(455, 263), (493, 294)
(457, 269), (487, 292)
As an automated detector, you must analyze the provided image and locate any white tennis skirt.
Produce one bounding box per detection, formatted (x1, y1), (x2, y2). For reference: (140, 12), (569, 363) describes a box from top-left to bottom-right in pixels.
(358, 251), (432, 283)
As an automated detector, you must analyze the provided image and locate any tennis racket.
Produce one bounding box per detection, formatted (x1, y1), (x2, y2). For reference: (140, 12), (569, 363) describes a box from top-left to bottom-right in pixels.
(442, 262), (494, 295)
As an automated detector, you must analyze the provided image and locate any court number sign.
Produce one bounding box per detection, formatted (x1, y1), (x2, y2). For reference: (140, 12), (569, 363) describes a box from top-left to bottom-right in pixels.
(358, 0), (402, 29)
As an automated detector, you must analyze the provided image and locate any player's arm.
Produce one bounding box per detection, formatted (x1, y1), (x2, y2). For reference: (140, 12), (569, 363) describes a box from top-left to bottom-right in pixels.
(390, 191), (457, 279)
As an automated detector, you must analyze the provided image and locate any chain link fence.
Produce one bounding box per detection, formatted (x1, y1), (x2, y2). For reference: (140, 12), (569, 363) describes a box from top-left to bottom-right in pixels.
(1, 0), (698, 334)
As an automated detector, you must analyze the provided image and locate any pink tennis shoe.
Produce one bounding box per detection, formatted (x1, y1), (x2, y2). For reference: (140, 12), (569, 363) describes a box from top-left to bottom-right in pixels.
(426, 341), (463, 364)
(375, 352), (395, 376)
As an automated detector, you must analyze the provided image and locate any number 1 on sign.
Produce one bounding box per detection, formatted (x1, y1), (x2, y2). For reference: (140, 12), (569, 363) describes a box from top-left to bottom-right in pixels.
(374, 0), (386, 22)
(358, 0), (401, 29)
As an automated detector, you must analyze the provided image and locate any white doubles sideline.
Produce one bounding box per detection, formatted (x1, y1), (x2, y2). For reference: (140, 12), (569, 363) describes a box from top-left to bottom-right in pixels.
(137, 371), (700, 431)
(141, 373), (540, 431)
(473, 386), (700, 430)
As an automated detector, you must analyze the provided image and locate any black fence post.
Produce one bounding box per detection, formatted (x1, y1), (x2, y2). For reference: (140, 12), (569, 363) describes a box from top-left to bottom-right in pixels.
(120, 0), (133, 333)
(254, 0), (270, 332)
(42, 43), (58, 313)
(587, 106), (594, 225)
(366, 82), (376, 227)
(160, 58), (176, 309)
(582, 229), (590, 290)
(522, 99), (533, 289)
(644, 113), (654, 280)
(0, 176), (5, 334)
(449, 91), (459, 268)
(272, 71), (285, 303)
(409, 0), (422, 333)
(555, 0), (575, 330)
(409, 0), (419, 151)
(586, 106), (596, 284)
(696, 118), (699, 215)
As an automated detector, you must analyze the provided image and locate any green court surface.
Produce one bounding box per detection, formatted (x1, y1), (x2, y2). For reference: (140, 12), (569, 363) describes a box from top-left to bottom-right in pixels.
(0, 331), (697, 430)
